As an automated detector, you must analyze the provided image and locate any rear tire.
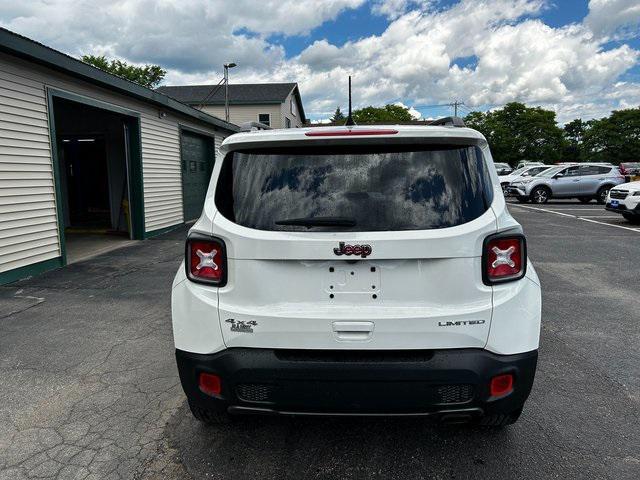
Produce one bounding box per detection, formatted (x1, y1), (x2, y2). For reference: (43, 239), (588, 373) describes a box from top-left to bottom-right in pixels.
(478, 408), (522, 427)
(596, 186), (612, 205)
(530, 186), (550, 204)
(188, 400), (233, 425)
(622, 213), (640, 224)
(578, 197), (592, 204)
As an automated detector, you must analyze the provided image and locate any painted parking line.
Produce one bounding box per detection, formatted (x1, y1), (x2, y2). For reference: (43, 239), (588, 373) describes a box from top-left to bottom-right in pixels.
(542, 207), (605, 210)
(511, 204), (640, 233)
(578, 217), (640, 233)
(510, 204), (576, 217)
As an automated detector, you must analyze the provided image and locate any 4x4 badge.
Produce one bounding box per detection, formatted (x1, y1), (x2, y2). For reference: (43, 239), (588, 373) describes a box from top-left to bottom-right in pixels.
(225, 319), (257, 333)
(333, 242), (372, 258)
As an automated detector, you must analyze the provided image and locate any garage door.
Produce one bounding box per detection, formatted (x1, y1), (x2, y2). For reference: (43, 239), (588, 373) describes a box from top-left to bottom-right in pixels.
(181, 131), (214, 221)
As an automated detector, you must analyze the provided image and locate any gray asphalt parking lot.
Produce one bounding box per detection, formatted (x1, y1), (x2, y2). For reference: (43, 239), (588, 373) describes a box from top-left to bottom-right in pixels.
(1, 201), (639, 480)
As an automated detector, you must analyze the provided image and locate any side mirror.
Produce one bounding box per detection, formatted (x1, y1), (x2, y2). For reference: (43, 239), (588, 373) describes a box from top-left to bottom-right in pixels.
(554, 173), (564, 179)
(522, 172), (530, 177)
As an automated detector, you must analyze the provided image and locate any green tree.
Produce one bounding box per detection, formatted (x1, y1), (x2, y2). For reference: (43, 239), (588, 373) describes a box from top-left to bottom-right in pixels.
(464, 102), (565, 166)
(81, 55), (166, 88)
(352, 104), (413, 124)
(330, 107), (345, 123)
(582, 108), (640, 164)
(562, 119), (586, 162)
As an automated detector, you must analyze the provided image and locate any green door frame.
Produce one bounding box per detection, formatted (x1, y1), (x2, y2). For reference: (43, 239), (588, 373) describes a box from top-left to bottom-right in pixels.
(178, 125), (217, 222)
(46, 88), (146, 266)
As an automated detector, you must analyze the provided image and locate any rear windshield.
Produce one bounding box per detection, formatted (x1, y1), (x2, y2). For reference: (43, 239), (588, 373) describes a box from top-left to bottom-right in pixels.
(215, 145), (493, 232)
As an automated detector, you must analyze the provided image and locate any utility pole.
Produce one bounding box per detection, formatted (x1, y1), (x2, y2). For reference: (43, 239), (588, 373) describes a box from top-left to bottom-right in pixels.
(223, 62), (237, 123)
(449, 100), (465, 117)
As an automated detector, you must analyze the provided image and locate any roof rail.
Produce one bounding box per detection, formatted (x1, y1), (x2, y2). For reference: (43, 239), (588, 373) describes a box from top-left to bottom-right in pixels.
(239, 121), (272, 132)
(427, 116), (466, 127)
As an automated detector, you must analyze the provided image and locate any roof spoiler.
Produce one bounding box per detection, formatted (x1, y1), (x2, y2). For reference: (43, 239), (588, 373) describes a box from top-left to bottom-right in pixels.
(427, 116), (466, 127)
(239, 121), (272, 132)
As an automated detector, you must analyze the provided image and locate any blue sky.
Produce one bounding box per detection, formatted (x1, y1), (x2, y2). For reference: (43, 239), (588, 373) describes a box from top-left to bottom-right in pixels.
(1, 0), (639, 122)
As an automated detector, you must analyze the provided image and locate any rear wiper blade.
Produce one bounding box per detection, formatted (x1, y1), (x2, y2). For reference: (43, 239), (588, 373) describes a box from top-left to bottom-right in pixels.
(274, 216), (356, 228)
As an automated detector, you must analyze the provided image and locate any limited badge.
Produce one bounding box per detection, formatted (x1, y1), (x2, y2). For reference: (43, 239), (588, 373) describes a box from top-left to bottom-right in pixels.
(225, 319), (257, 333)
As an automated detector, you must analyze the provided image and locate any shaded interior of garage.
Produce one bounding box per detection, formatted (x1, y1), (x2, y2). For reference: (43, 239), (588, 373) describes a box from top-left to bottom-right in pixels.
(51, 97), (136, 263)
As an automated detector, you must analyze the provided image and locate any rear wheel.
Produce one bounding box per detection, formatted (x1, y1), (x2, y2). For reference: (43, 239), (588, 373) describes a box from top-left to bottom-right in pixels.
(622, 213), (640, 224)
(596, 186), (612, 205)
(188, 400), (233, 425)
(578, 197), (592, 204)
(530, 186), (550, 204)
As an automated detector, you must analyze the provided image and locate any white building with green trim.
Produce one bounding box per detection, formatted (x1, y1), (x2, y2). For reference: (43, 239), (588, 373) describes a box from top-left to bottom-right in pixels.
(0, 28), (239, 285)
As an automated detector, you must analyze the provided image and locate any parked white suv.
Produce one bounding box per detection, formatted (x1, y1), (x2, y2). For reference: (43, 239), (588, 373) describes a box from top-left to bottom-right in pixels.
(606, 181), (640, 224)
(171, 123), (542, 427)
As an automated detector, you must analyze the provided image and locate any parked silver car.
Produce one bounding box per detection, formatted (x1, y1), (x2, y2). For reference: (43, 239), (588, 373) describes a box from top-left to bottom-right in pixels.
(508, 164), (626, 204)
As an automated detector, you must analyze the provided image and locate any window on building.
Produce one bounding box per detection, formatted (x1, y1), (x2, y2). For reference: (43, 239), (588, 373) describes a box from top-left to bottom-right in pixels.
(290, 98), (296, 116)
(258, 113), (270, 127)
(285, 117), (291, 128)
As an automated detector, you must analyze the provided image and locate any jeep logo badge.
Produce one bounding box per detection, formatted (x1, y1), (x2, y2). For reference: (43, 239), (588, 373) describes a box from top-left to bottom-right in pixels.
(333, 242), (372, 258)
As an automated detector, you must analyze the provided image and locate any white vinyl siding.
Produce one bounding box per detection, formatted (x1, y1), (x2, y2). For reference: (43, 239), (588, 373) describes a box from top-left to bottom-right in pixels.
(140, 114), (183, 232)
(0, 52), (234, 278)
(280, 90), (304, 128)
(0, 65), (60, 274)
(200, 104), (282, 128)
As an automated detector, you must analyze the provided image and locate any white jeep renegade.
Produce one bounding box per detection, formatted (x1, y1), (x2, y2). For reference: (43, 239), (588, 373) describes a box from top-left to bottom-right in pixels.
(171, 121), (542, 426)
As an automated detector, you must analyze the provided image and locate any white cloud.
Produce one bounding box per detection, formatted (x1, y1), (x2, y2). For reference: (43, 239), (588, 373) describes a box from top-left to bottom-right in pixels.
(287, 0), (639, 121)
(0, 0), (638, 124)
(0, 0), (364, 73)
(584, 0), (640, 38)
(394, 101), (422, 119)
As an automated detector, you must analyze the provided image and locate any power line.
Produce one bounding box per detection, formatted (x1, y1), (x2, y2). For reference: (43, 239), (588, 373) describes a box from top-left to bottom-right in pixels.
(449, 100), (465, 116)
(196, 77), (225, 110)
(412, 100), (467, 117)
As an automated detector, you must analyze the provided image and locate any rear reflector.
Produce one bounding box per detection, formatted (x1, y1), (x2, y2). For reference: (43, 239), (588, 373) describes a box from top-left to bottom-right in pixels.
(482, 234), (526, 285)
(305, 129), (398, 137)
(199, 373), (222, 396)
(185, 235), (227, 286)
(490, 374), (514, 397)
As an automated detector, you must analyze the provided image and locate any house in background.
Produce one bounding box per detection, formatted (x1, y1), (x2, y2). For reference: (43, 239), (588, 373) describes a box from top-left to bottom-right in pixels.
(157, 83), (306, 129)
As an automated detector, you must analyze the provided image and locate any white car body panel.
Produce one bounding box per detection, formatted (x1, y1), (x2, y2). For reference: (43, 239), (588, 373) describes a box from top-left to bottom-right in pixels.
(607, 181), (640, 212)
(171, 126), (541, 356)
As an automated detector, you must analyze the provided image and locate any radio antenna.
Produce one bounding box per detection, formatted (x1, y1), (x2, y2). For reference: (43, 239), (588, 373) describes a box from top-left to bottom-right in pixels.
(345, 75), (356, 126)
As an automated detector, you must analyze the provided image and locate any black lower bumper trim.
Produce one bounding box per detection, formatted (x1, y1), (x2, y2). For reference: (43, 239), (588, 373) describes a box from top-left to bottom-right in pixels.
(176, 347), (537, 417)
(228, 405), (483, 419)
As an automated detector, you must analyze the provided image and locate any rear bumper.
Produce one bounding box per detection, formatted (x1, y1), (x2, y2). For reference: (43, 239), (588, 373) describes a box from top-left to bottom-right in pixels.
(176, 348), (538, 418)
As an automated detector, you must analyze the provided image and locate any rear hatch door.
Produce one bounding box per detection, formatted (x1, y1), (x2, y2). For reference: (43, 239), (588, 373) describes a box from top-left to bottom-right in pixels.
(213, 141), (497, 349)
